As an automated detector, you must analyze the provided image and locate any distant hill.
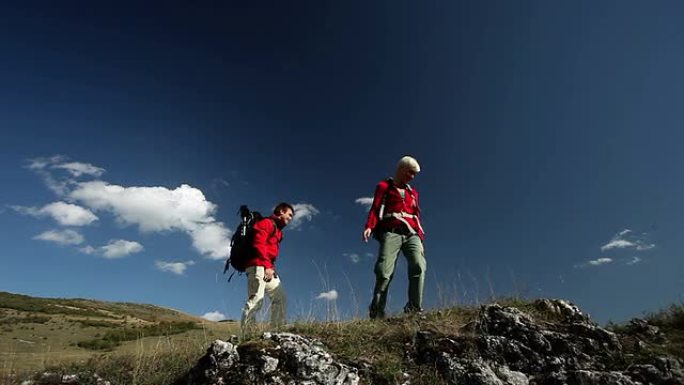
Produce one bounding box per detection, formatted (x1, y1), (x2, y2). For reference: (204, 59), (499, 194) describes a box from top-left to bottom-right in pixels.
(0, 291), (237, 374)
(0, 291), (204, 324)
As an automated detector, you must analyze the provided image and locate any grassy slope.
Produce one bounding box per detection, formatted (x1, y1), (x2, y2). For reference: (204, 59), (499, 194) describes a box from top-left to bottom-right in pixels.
(3, 292), (683, 385)
(0, 291), (239, 375)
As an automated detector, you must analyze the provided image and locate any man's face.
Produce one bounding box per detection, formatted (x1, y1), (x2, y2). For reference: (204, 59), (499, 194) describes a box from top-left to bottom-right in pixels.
(277, 208), (295, 227)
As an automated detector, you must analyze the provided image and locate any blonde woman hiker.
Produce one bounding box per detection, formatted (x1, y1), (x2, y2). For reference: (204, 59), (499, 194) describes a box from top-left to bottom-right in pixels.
(362, 156), (426, 319)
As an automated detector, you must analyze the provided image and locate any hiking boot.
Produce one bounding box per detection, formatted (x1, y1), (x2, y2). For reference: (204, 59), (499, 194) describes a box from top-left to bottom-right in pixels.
(369, 306), (385, 320)
(403, 304), (424, 315)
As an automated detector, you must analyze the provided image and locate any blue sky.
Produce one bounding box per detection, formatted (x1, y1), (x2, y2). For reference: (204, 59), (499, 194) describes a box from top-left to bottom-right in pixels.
(1, 1), (684, 324)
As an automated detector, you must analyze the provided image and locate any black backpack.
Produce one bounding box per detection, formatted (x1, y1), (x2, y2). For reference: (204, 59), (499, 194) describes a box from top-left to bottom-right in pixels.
(223, 205), (276, 277)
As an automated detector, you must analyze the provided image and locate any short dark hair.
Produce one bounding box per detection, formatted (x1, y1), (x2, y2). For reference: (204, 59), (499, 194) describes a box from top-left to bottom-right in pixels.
(274, 202), (295, 215)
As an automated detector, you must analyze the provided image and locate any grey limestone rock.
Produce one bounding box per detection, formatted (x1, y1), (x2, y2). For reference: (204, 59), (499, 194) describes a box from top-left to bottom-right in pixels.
(179, 333), (359, 385)
(415, 300), (684, 385)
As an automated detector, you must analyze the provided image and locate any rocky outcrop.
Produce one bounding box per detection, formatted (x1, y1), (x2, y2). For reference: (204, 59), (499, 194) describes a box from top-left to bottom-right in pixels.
(176, 299), (682, 385)
(15, 299), (683, 385)
(414, 299), (684, 385)
(177, 332), (359, 385)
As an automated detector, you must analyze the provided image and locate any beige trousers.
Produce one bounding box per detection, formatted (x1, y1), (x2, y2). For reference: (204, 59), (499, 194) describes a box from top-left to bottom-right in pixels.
(240, 265), (286, 329)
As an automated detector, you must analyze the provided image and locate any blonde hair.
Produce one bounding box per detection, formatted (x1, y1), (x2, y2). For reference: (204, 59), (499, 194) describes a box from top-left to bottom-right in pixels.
(396, 156), (420, 173)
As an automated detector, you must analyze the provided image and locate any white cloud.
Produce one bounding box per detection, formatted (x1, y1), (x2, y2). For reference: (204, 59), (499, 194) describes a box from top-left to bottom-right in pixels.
(202, 311), (227, 322)
(355, 197), (373, 210)
(618, 229), (631, 237)
(289, 203), (320, 230)
(155, 260), (195, 275)
(12, 202), (98, 226)
(26, 156), (104, 196)
(636, 243), (655, 251)
(626, 256), (642, 265)
(33, 229), (84, 245)
(79, 245), (97, 254)
(189, 223), (231, 259)
(100, 239), (143, 259)
(600, 229), (655, 252)
(25, 156), (232, 259)
(42, 202), (98, 226)
(343, 253), (360, 263)
(588, 257), (613, 266)
(26, 156), (72, 196)
(53, 162), (105, 177)
(26, 155), (66, 171)
(601, 239), (635, 251)
(69, 181), (232, 259)
(316, 290), (338, 301)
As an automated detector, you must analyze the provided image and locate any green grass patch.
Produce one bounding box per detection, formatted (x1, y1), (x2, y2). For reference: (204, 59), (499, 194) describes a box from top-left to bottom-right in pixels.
(76, 322), (199, 351)
(0, 316), (51, 325)
(75, 320), (119, 328)
(645, 303), (684, 358)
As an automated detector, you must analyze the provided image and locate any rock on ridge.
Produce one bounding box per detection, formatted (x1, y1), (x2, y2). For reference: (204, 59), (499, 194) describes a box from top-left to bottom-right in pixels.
(177, 332), (359, 385)
(415, 299), (684, 385)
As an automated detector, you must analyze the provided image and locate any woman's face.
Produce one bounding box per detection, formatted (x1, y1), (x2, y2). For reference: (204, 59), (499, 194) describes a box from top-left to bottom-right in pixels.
(397, 167), (418, 185)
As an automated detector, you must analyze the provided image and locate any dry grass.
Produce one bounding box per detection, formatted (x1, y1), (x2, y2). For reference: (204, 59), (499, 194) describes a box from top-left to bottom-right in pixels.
(6, 291), (684, 385)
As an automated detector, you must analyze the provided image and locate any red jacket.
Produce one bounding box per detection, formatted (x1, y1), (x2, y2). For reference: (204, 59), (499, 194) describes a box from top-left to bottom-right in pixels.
(248, 216), (283, 269)
(365, 179), (424, 240)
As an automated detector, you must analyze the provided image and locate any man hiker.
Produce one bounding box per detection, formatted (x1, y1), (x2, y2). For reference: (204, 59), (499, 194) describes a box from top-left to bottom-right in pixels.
(363, 156), (426, 319)
(241, 202), (294, 331)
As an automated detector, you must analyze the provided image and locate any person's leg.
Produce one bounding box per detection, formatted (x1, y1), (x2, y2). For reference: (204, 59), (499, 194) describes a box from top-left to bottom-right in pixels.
(264, 276), (286, 329)
(241, 266), (266, 329)
(402, 235), (426, 313)
(369, 232), (402, 318)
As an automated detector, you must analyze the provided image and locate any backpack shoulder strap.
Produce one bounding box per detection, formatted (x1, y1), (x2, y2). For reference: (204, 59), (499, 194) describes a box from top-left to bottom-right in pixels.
(268, 217), (278, 239)
(378, 178), (394, 219)
(257, 217), (280, 241)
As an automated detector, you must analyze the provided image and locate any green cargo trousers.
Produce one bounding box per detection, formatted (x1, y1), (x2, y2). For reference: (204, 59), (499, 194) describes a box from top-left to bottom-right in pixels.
(369, 232), (426, 318)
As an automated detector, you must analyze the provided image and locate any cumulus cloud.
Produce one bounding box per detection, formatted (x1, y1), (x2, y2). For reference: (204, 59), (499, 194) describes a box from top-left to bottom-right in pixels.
(289, 203), (320, 230)
(189, 223), (231, 259)
(316, 290), (338, 301)
(355, 197), (373, 210)
(202, 311), (227, 322)
(155, 260), (195, 275)
(600, 229), (655, 252)
(24, 156), (232, 259)
(33, 229), (84, 245)
(69, 181), (232, 259)
(12, 202), (98, 226)
(100, 239), (144, 259)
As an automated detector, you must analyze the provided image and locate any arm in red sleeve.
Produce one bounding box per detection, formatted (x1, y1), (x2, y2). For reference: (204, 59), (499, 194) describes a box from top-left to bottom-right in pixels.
(252, 218), (275, 269)
(364, 181), (390, 231)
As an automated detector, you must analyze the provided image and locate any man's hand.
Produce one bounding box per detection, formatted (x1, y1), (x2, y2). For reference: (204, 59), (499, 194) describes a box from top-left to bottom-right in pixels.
(264, 268), (275, 282)
(362, 228), (372, 242)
